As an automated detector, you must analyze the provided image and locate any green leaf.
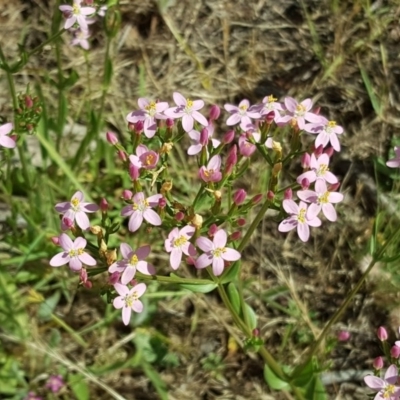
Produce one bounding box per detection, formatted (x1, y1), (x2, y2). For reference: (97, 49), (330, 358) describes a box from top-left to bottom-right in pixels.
(63, 69), (80, 88)
(243, 302), (257, 330)
(263, 364), (290, 391)
(68, 373), (90, 400)
(291, 358), (314, 387)
(38, 290), (61, 321)
(142, 361), (169, 400)
(219, 261), (240, 284)
(227, 283), (241, 315)
(305, 375), (327, 400)
(180, 282), (217, 293)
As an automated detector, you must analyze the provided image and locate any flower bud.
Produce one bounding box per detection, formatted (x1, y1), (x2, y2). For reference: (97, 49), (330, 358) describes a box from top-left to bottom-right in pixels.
(239, 139), (256, 157)
(51, 236), (60, 245)
(129, 163), (140, 181)
(391, 345), (400, 359)
(109, 271), (120, 285)
(267, 190), (275, 200)
(233, 189), (247, 205)
(328, 182), (341, 192)
(312, 106), (321, 115)
(191, 214), (203, 230)
(62, 217), (74, 229)
(134, 121), (144, 135)
(301, 153), (311, 169)
(106, 131), (118, 145)
(265, 111), (275, 124)
(104, 6), (121, 39)
(117, 150), (127, 162)
(324, 147), (334, 158)
(237, 217), (246, 227)
(158, 197), (167, 208)
(208, 224), (218, 237)
(230, 231), (241, 241)
(122, 189), (133, 200)
(377, 326), (388, 341)
(175, 211), (184, 221)
(337, 330), (351, 342)
(226, 145), (238, 169)
(84, 280), (93, 289)
(252, 328), (260, 337)
(80, 268), (88, 284)
(314, 145), (324, 157)
(209, 104), (221, 121)
(300, 178), (310, 190)
(200, 128), (209, 146)
(252, 194), (263, 204)
(187, 256), (196, 266)
(100, 198), (108, 212)
(166, 118), (174, 128)
(223, 130), (235, 144)
(284, 188), (292, 200)
(25, 95), (33, 108)
(373, 356), (384, 370)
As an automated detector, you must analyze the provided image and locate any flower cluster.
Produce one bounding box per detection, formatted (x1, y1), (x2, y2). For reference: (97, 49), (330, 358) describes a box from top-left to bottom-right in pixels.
(59, 1), (107, 50)
(49, 91), (347, 324)
(364, 326), (400, 399)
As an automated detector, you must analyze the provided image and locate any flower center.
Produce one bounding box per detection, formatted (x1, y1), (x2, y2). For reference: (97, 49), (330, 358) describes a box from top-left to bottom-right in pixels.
(68, 248), (84, 257)
(318, 191), (330, 204)
(145, 154), (155, 166)
(72, 3), (81, 15)
(317, 164), (328, 176)
(130, 254), (138, 266)
(383, 384), (396, 398)
(297, 208), (306, 223)
(124, 291), (139, 307)
(267, 95), (277, 103)
(173, 235), (187, 248)
(71, 197), (80, 209)
(295, 104), (306, 117)
(133, 199), (149, 212)
(204, 169), (214, 177)
(185, 99), (193, 112)
(239, 104), (248, 115)
(145, 101), (157, 116)
(212, 247), (226, 258)
(326, 120), (336, 134)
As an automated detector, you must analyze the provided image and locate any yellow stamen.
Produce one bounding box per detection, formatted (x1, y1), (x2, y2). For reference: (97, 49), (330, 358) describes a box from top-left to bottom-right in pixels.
(297, 208), (306, 223)
(173, 235), (187, 248)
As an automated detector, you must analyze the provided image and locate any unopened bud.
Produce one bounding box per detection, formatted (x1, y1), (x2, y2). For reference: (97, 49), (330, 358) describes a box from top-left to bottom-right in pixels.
(300, 178), (310, 190)
(166, 118), (174, 128)
(252, 194), (263, 204)
(51, 236), (60, 245)
(90, 225), (103, 235)
(80, 268), (88, 284)
(100, 198), (108, 212)
(175, 211), (184, 221)
(62, 217), (74, 229)
(109, 271), (120, 285)
(230, 231), (241, 241)
(25, 95), (33, 108)
(391, 345), (400, 359)
(284, 188), (292, 200)
(373, 356), (384, 370)
(337, 330), (351, 342)
(324, 147), (334, 158)
(233, 189), (247, 205)
(267, 190), (275, 200)
(329, 182), (341, 192)
(377, 326), (388, 341)
(208, 224), (218, 236)
(134, 120), (144, 135)
(301, 153), (311, 169)
(83, 280), (93, 289)
(200, 128), (209, 146)
(223, 130), (235, 144)
(252, 328), (260, 337)
(158, 197), (167, 208)
(187, 256), (196, 266)
(122, 189), (133, 200)
(237, 217), (246, 227)
(104, 6), (121, 39)
(117, 150), (128, 162)
(265, 111), (275, 124)
(209, 105), (220, 121)
(106, 131), (118, 145)
(314, 145), (323, 157)
(161, 181), (173, 194)
(312, 106), (321, 115)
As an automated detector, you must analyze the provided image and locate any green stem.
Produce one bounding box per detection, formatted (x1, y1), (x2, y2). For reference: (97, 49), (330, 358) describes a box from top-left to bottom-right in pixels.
(27, 29), (66, 58)
(297, 223), (400, 371)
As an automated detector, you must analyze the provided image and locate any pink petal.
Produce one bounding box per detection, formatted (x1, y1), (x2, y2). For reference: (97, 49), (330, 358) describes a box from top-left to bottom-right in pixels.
(143, 209), (161, 226)
(330, 133), (341, 152)
(132, 283), (147, 297)
(212, 257), (225, 276)
(170, 248), (182, 269)
(59, 233), (73, 251)
(181, 225), (195, 238)
(81, 7), (96, 15)
(315, 132), (329, 148)
(121, 204), (134, 217)
(128, 211), (143, 232)
(69, 257), (82, 271)
(297, 223), (310, 242)
(121, 267), (135, 284)
(78, 252), (96, 266)
(132, 192), (145, 203)
(122, 306), (132, 325)
(108, 262), (124, 273)
(64, 16), (77, 30)
(136, 261), (155, 275)
(135, 245), (151, 260)
(222, 248), (240, 261)
(284, 97), (297, 113)
(132, 300), (143, 313)
(322, 203), (337, 221)
(191, 99), (204, 110)
(114, 283), (129, 296)
(155, 102), (169, 112)
(196, 253), (212, 269)
(282, 199), (299, 215)
(147, 193), (162, 206)
(120, 243), (133, 259)
(224, 104), (239, 113)
(301, 98), (313, 111)
(384, 364), (398, 383)
(75, 211), (90, 230)
(297, 190), (317, 203)
(55, 201), (71, 213)
(307, 216), (321, 227)
(182, 115), (194, 132)
(0, 135), (16, 148)
(138, 98), (150, 109)
(81, 203), (99, 213)
(74, 236), (87, 249)
(315, 179), (327, 193)
(307, 203), (321, 220)
(213, 229), (227, 247)
(173, 92), (187, 106)
(188, 144), (202, 155)
(324, 172), (338, 184)
(196, 236), (214, 252)
(192, 111), (208, 127)
(207, 155), (221, 170)
(113, 296), (125, 309)
(164, 107), (184, 118)
(363, 375), (384, 390)
(226, 114), (241, 126)
(328, 192), (344, 203)
(59, 5), (73, 12)
(297, 171), (316, 184)
(49, 252), (69, 267)
(278, 218), (297, 232)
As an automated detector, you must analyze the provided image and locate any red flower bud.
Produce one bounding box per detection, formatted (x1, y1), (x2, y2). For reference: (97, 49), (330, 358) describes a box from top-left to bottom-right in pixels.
(233, 189), (247, 205)
(209, 105), (221, 121)
(373, 356), (384, 370)
(106, 131), (118, 145)
(122, 190), (133, 200)
(208, 224), (218, 237)
(337, 330), (351, 342)
(284, 188), (292, 200)
(223, 130), (235, 144)
(377, 326), (388, 341)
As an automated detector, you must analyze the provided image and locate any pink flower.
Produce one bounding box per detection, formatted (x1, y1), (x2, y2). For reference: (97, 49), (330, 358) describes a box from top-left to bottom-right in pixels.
(126, 98), (169, 138)
(224, 99), (261, 131)
(113, 282), (146, 325)
(59, 0), (95, 31)
(108, 243), (155, 284)
(304, 117), (343, 152)
(50, 233), (96, 271)
(278, 200), (321, 242)
(259, 95), (283, 120)
(164, 92), (208, 133)
(297, 180), (343, 222)
(71, 28), (90, 50)
(164, 225), (196, 270)
(0, 122), (16, 148)
(136, 145), (159, 169)
(55, 191), (99, 230)
(199, 155), (222, 183)
(296, 153), (338, 185)
(276, 97), (321, 129)
(46, 375), (65, 394)
(364, 364), (400, 400)
(196, 229), (241, 276)
(387, 146), (400, 168)
(121, 192), (162, 232)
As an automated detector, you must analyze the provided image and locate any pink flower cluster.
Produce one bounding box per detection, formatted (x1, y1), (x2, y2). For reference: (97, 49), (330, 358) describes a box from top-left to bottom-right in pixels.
(59, 1), (107, 49)
(364, 326), (400, 399)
